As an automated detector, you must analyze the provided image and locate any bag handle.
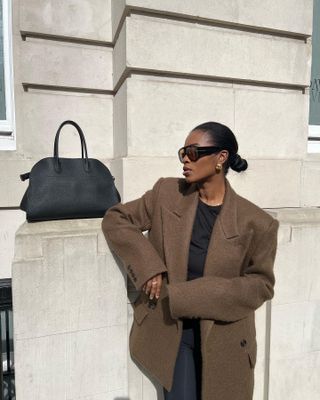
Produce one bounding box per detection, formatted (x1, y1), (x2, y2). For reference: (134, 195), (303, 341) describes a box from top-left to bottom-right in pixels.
(53, 120), (89, 173)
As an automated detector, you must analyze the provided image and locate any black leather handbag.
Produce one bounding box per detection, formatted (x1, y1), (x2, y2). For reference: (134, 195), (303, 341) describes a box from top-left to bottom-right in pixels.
(19, 120), (121, 222)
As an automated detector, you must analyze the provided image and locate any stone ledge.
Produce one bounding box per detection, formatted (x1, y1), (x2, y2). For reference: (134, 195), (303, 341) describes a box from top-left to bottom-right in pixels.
(266, 208), (320, 224)
(113, 16), (310, 89)
(15, 217), (103, 237)
(112, 0), (313, 39)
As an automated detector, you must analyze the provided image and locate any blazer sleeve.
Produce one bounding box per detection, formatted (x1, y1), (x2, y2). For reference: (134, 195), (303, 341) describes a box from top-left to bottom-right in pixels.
(101, 177), (168, 291)
(166, 217), (280, 322)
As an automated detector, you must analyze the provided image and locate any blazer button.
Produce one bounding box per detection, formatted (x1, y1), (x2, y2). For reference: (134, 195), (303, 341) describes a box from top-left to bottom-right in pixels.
(240, 339), (247, 347)
(133, 277), (137, 282)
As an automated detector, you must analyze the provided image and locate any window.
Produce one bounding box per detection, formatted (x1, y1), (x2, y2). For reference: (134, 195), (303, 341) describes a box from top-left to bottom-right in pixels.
(0, 0), (15, 151)
(0, 279), (15, 400)
(309, 0), (320, 152)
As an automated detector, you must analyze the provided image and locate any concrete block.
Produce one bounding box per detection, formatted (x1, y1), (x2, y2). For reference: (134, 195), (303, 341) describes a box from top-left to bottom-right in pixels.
(14, 325), (128, 400)
(234, 88), (309, 159)
(0, 159), (35, 207)
(20, 0), (112, 42)
(272, 207), (320, 225)
(21, 38), (113, 90)
(271, 302), (315, 360)
(267, 208), (320, 400)
(97, 230), (114, 255)
(13, 219), (127, 338)
(20, 90), (113, 159)
(228, 159), (302, 208)
(142, 374), (162, 399)
(14, 217), (107, 239)
(107, 157), (124, 200)
(113, 15), (311, 87)
(113, 80), (127, 158)
(273, 224), (320, 306)
(124, 76), (233, 158)
(113, 20), (127, 87)
(122, 0), (313, 36)
(111, 0), (126, 38)
(301, 158), (320, 206)
(21, 91), (113, 159)
(12, 244), (67, 339)
(65, 325), (127, 398)
(253, 304), (268, 400)
(14, 334), (67, 400)
(121, 157), (181, 201)
(13, 234), (43, 262)
(269, 351), (320, 400)
(116, 76), (309, 160)
(0, 210), (25, 279)
(114, 157), (300, 208)
(128, 341), (144, 399)
(303, 302), (320, 353)
(275, 223), (292, 245)
(63, 234), (127, 331)
(12, 219), (129, 400)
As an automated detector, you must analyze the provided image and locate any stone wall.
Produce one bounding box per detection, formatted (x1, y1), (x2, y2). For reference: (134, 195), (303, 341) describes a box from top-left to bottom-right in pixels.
(7, 1), (320, 399)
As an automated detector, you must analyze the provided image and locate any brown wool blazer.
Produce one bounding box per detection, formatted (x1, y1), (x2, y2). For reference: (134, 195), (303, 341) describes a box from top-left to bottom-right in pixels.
(101, 176), (280, 400)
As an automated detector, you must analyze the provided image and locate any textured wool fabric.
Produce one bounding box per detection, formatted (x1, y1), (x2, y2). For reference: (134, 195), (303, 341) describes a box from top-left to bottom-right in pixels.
(101, 176), (280, 400)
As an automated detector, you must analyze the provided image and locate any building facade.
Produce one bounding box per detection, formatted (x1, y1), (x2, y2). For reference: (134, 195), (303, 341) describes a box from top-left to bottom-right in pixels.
(0, 1), (319, 399)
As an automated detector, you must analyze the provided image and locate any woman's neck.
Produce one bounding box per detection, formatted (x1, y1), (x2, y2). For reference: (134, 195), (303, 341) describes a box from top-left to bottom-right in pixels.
(196, 176), (226, 206)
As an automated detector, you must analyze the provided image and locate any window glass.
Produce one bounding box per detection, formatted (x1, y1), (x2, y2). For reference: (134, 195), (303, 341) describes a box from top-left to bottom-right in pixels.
(309, 0), (320, 152)
(0, 0), (6, 120)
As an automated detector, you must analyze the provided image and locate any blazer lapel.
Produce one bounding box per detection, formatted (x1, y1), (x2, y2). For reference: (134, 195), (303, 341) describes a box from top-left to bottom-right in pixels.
(161, 180), (199, 283)
(161, 177), (240, 284)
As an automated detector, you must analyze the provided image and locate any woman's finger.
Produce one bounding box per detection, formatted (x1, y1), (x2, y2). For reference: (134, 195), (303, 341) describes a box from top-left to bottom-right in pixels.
(149, 279), (158, 299)
(146, 279), (153, 295)
(150, 274), (162, 299)
(155, 276), (162, 299)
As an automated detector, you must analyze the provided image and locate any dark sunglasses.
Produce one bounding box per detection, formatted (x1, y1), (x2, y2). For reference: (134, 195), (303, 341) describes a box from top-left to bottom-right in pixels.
(178, 144), (223, 163)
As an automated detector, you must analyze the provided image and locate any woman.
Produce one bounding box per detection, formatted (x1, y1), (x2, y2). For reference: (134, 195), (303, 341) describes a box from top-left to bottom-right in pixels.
(101, 121), (279, 400)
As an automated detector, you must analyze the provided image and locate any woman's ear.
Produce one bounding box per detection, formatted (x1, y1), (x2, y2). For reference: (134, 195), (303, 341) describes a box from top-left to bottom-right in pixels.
(219, 149), (229, 164)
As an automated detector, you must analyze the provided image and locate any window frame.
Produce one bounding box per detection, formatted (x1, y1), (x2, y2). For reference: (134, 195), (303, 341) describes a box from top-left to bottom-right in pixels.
(0, 0), (15, 151)
(308, 125), (320, 153)
(308, 0), (320, 153)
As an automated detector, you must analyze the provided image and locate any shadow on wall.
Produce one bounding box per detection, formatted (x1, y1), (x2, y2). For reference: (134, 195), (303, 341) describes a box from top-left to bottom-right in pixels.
(130, 359), (166, 400)
(114, 398), (130, 400)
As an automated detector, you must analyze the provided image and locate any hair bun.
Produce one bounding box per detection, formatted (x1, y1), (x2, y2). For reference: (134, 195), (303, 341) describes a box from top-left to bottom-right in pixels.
(230, 153), (248, 173)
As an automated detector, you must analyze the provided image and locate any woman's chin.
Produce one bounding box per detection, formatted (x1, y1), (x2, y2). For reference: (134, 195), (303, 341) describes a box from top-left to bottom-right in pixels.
(184, 175), (195, 183)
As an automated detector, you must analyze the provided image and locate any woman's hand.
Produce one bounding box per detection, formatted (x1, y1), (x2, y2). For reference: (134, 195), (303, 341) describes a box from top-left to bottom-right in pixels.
(142, 273), (163, 300)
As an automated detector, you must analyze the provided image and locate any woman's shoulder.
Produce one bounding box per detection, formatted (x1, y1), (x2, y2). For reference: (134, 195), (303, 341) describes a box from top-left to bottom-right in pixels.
(235, 192), (279, 233)
(155, 176), (186, 193)
(154, 176), (190, 207)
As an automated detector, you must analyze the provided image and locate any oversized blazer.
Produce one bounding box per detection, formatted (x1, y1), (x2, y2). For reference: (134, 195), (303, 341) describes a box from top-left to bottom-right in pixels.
(101, 176), (280, 400)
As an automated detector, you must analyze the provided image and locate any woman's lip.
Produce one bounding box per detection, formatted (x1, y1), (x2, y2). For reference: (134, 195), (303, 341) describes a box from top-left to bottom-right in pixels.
(183, 170), (192, 175)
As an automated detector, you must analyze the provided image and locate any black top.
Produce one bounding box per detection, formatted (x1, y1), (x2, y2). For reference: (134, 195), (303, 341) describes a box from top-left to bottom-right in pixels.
(187, 197), (222, 280)
(182, 197), (222, 328)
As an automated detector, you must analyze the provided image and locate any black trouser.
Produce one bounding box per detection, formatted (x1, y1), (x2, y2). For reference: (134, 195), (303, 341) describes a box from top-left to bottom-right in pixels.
(163, 319), (202, 400)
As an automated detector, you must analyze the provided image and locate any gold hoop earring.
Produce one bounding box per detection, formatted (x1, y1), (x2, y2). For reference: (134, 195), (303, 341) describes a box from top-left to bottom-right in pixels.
(215, 163), (222, 173)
